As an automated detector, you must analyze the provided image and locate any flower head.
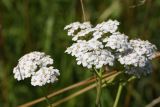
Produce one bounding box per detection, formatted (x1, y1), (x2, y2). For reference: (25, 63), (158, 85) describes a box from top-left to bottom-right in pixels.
(65, 39), (114, 69)
(118, 39), (157, 77)
(13, 51), (60, 86)
(64, 22), (92, 37)
(125, 61), (152, 77)
(104, 32), (131, 52)
(94, 20), (119, 33)
(64, 20), (119, 41)
(65, 19), (157, 77)
(130, 39), (157, 59)
(31, 67), (60, 86)
(76, 49), (114, 69)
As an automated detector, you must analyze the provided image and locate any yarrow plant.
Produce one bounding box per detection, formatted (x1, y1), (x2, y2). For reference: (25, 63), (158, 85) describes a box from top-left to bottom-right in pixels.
(64, 19), (157, 107)
(65, 20), (157, 77)
(13, 19), (158, 107)
(13, 51), (60, 86)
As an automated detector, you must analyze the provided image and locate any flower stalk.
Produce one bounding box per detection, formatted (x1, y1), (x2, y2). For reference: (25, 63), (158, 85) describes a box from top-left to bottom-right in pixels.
(113, 83), (123, 107)
(41, 87), (52, 107)
(95, 68), (103, 107)
(50, 72), (121, 107)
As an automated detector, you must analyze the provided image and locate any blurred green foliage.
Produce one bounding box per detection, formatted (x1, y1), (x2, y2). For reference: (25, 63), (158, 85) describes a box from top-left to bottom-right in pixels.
(0, 0), (160, 107)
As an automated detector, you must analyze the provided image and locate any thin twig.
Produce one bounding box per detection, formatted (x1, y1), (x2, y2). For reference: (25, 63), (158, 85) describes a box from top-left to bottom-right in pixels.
(51, 72), (121, 107)
(18, 52), (160, 107)
(153, 52), (160, 59)
(52, 83), (95, 107)
(146, 96), (160, 107)
(129, 0), (146, 8)
(41, 87), (52, 107)
(80, 0), (87, 21)
(19, 71), (117, 107)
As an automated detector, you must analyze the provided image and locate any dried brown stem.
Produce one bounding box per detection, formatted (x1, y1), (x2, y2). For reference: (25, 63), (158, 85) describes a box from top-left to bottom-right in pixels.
(18, 52), (160, 107)
(80, 0), (87, 21)
(19, 71), (117, 107)
(146, 96), (160, 107)
(51, 72), (121, 107)
(153, 52), (160, 59)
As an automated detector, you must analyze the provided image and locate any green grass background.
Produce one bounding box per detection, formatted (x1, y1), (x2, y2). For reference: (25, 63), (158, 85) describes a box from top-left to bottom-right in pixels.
(0, 0), (160, 107)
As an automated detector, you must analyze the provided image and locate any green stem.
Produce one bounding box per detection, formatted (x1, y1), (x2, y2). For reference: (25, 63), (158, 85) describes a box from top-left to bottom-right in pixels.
(113, 83), (123, 107)
(94, 68), (101, 78)
(95, 68), (103, 107)
(41, 87), (52, 107)
(50, 72), (120, 107)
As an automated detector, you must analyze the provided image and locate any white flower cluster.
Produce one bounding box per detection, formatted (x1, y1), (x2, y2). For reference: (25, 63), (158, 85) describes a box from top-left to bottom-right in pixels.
(130, 39), (156, 59)
(31, 67), (59, 86)
(13, 51), (60, 86)
(76, 49), (114, 68)
(65, 39), (115, 69)
(118, 39), (157, 77)
(64, 22), (92, 41)
(103, 32), (131, 52)
(65, 19), (157, 77)
(64, 20), (119, 41)
(94, 20), (119, 33)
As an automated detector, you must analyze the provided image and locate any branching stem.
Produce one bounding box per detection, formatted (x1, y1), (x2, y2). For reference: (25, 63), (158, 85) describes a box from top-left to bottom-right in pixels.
(95, 68), (103, 107)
